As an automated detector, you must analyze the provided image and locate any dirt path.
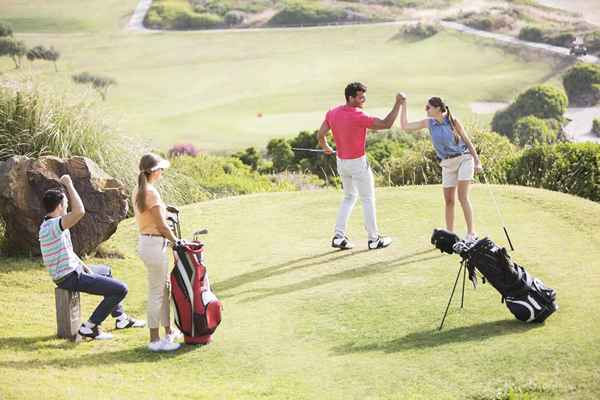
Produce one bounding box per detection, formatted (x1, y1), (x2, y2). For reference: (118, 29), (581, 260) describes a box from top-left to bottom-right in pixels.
(125, 0), (154, 32)
(440, 20), (600, 64)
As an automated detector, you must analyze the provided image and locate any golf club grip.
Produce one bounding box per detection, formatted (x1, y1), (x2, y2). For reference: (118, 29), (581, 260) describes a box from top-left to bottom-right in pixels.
(503, 227), (515, 251)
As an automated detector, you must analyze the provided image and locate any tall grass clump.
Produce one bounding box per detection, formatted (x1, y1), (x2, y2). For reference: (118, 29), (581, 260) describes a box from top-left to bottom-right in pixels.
(0, 80), (142, 191)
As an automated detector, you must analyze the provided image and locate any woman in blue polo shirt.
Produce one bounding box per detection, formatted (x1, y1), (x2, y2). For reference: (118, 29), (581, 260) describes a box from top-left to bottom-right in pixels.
(399, 95), (483, 241)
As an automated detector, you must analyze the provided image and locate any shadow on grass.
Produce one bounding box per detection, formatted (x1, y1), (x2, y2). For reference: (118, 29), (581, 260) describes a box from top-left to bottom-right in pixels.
(0, 338), (202, 370)
(0, 257), (44, 274)
(240, 249), (441, 303)
(215, 249), (368, 295)
(331, 319), (543, 355)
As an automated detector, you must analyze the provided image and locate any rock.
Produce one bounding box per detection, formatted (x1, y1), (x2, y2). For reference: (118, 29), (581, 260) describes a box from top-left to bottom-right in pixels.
(0, 156), (128, 257)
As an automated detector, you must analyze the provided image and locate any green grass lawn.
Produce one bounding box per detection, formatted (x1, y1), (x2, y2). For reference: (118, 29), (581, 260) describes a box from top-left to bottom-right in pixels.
(1, 185), (599, 399)
(0, 0), (139, 33)
(1, 23), (566, 152)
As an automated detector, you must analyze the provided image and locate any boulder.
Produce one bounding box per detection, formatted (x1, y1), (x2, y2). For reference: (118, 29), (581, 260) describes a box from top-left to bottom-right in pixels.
(0, 156), (128, 256)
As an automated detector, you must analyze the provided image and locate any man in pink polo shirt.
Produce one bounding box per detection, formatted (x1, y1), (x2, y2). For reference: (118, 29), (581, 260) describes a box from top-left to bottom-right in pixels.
(317, 82), (403, 250)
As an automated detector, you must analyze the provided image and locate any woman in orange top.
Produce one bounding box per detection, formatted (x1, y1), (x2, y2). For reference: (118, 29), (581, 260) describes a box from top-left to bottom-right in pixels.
(133, 153), (181, 352)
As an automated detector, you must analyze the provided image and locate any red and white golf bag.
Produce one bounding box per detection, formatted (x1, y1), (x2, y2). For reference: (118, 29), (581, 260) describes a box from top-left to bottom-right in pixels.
(171, 241), (222, 345)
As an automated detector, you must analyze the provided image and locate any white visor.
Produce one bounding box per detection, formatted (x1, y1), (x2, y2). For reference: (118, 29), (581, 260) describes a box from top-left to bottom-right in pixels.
(149, 159), (170, 171)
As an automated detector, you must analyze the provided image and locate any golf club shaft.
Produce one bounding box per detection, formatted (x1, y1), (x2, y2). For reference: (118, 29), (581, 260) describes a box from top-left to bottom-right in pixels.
(291, 147), (336, 154)
(482, 172), (515, 251)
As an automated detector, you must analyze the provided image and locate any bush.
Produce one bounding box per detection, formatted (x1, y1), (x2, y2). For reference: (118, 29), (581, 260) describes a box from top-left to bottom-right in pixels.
(505, 143), (600, 202)
(269, 2), (346, 26)
(492, 85), (567, 140)
(593, 118), (600, 136)
(518, 26), (544, 42)
(168, 143), (200, 157)
(234, 147), (260, 170)
(0, 22), (13, 37)
(399, 23), (441, 40)
(513, 116), (558, 147)
(224, 10), (245, 26)
(562, 63), (600, 106)
(144, 0), (224, 30)
(165, 155), (297, 199)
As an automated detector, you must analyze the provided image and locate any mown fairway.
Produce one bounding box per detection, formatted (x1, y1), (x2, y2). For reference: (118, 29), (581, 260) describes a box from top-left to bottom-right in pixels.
(0, 1), (565, 151)
(1, 186), (599, 399)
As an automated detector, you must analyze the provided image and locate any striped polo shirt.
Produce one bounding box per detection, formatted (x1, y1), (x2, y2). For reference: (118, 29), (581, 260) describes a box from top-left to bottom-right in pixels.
(39, 217), (83, 281)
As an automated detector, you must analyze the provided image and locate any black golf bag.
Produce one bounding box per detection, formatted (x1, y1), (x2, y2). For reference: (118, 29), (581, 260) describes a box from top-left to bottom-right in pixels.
(431, 230), (558, 323)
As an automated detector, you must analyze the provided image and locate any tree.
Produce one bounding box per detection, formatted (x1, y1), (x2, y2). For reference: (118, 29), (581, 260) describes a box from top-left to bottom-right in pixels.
(72, 72), (117, 101)
(27, 45), (61, 71)
(0, 22), (13, 37)
(0, 37), (27, 68)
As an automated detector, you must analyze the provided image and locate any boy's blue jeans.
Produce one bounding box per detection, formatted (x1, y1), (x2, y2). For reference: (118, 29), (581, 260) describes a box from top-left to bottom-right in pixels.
(57, 265), (128, 326)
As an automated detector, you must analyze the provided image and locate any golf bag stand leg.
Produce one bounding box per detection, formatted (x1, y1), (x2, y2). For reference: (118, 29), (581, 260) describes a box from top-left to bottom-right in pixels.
(439, 260), (466, 331)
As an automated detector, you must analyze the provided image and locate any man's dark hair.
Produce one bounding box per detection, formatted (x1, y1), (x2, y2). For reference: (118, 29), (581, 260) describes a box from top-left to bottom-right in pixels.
(345, 82), (367, 102)
(42, 189), (65, 214)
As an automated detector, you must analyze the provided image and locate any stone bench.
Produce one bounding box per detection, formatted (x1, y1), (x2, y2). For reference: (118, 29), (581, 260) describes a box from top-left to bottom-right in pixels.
(55, 288), (81, 340)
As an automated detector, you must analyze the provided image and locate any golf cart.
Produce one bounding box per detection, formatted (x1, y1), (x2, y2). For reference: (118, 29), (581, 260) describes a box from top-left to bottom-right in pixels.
(570, 37), (588, 56)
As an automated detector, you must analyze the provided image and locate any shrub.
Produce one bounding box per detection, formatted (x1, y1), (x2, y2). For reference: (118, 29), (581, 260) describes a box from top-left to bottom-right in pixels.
(518, 26), (544, 42)
(266, 138), (294, 172)
(593, 118), (600, 136)
(144, 1), (224, 30)
(234, 147), (260, 170)
(168, 143), (200, 157)
(513, 85), (567, 120)
(562, 63), (600, 106)
(399, 23), (441, 40)
(513, 116), (558, 147)
(492, 85), (567, 140)
(547, 32), (576, 47)
(0, 22), (13, 37)
(505, 143), (600, 202)
(165, 155), (297, 199)
(269, 2), (346, 26)
(224, 10), (245, 26)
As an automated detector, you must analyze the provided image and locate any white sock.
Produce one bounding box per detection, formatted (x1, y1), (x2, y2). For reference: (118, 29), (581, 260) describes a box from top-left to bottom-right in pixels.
(84, 320), (96, 329)
(116, 313), (128, 321)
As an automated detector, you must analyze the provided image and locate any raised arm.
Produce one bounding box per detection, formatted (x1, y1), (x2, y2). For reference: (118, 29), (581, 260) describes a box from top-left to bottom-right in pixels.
(370, 94), (403, 130)
(317, 120), (335, 155)
(59, 175), (85, 230)
(453, 119), (483, 172)
(400, 97), (428, 132)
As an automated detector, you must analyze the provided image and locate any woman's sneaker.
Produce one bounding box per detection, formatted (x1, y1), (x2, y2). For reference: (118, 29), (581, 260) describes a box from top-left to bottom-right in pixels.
(368, 236), (392, 250)
(115, 316), (146, 329)
(148, 339), (181, 352)
(78, 324), (113, 340)
(465, 233), (478, 243)
(166, 328), (183, 343)
(331, 236), (354, 250)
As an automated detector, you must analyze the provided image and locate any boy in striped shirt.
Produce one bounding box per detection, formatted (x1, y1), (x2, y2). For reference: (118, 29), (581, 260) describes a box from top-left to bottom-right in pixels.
(39, 175), (145, 340)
